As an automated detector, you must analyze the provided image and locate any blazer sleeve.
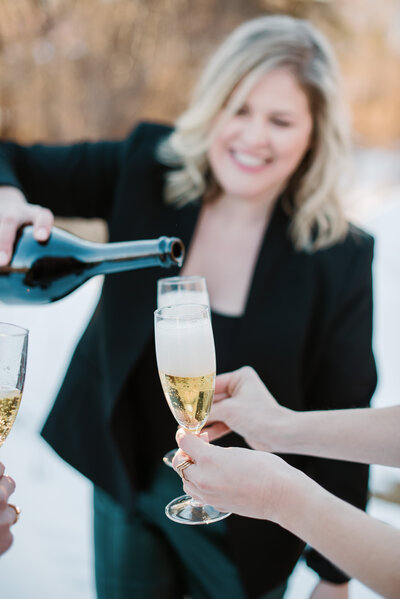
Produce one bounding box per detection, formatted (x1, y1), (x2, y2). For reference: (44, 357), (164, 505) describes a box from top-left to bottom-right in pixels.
(0, 134), (128, 219)
(303, 233), (377, 583)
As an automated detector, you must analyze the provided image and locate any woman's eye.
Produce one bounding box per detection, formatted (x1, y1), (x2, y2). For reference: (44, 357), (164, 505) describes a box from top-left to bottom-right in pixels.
(271, 118), (292, 127)
(235, 105), (249, 116)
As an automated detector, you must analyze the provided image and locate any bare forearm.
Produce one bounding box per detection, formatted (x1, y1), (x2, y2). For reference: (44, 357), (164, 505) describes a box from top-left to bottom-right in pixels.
(278, 471), (400, 599)
(275, 406), (400, 467)
(175, 430), (400, 597)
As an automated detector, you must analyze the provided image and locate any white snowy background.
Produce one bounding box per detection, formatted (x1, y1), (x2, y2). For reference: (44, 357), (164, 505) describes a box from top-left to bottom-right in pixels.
(1, 148), (400, 598)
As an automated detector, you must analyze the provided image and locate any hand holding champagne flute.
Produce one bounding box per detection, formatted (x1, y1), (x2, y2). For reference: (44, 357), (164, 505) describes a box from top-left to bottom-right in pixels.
(154, 303), (230, 524)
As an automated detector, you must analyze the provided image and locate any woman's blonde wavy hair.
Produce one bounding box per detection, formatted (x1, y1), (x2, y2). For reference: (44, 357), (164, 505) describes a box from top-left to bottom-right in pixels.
(158, 15), (350, 252)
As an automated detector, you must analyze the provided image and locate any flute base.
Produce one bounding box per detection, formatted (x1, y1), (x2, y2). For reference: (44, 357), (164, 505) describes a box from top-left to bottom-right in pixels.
(165, 495), (231, 525)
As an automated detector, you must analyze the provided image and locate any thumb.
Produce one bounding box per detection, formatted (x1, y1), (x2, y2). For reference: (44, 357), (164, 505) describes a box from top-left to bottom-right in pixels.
(208, 398), (233, 425)
(215, 371), (236, 397)
(176, 429), (208, 461)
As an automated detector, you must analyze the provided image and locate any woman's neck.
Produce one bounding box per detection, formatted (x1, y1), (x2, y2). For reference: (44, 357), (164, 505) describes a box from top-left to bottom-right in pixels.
(210, 191), (278, 227)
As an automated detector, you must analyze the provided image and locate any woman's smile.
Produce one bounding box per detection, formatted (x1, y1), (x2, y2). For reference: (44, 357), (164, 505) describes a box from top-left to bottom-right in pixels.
(229, 149), (273, 172)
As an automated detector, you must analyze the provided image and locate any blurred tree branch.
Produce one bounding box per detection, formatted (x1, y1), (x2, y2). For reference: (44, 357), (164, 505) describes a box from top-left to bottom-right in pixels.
(0, 0), (399, 145)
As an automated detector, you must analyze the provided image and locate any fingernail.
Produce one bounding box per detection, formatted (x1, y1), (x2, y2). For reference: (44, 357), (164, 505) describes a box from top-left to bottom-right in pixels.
(0, 251), (9, 265)
(35, 228), (48, 241)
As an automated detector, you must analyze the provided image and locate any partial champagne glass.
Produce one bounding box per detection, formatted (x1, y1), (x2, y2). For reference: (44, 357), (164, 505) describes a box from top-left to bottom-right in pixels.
(157, 275), (210, 466)
(154, 303), (230, 525)
(0, 323), (29, 447)
(157, 275), (209, 309)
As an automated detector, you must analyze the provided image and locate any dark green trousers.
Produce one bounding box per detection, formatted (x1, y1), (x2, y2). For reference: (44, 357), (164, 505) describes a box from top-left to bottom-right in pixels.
(94, 464), (287, 599)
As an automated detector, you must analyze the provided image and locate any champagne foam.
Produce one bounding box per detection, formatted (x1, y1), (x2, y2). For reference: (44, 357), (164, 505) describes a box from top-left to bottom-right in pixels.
(155, 317), (215, 377)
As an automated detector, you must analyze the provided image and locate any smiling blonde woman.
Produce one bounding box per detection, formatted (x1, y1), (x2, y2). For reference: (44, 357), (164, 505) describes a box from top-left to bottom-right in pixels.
(160, 15), (350, 252)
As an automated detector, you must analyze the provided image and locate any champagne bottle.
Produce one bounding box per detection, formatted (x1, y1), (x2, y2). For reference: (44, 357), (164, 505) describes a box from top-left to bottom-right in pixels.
(0, 225), (184, 304)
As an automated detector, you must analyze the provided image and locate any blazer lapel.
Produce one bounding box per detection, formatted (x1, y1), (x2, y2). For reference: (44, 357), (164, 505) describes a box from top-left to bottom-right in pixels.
(234, 201), (293, 372)
(244, 200), (291, 316)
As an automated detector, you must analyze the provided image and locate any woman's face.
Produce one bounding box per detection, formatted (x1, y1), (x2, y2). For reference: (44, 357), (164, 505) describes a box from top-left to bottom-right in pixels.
(208, 68), (313, 205)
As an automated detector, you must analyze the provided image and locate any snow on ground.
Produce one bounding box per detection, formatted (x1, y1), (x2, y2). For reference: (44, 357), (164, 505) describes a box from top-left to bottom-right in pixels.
(1, 148), (399, 598)
(0, 279), (100, 599)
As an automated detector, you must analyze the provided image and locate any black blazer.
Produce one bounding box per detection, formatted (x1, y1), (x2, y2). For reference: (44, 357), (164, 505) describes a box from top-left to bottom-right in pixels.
(0, 122), (377, 596)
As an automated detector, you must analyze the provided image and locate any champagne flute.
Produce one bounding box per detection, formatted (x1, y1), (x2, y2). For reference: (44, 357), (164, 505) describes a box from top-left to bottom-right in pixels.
(157, 275), (209, 309)
(154, 303), (230, 524)
(157, 275), (210, 466)
(0, 323), (29, 447)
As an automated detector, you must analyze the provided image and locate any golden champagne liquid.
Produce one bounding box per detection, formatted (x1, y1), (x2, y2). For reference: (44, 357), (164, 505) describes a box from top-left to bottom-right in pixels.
(159, 371), (215, 432)
(0, 388), (22, 446)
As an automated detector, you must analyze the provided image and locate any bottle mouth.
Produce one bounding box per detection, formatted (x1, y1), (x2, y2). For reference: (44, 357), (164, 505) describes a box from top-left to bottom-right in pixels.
(170, 239), (185, 267)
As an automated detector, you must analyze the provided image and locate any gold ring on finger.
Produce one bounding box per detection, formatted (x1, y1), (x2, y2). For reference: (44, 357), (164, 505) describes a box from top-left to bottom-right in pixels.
(176, 459), (194, 482)
(8, 504), (21, 525)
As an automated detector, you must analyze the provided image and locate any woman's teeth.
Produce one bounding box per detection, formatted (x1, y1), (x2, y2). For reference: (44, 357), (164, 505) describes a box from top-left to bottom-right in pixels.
(232, 151), (268, 167)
